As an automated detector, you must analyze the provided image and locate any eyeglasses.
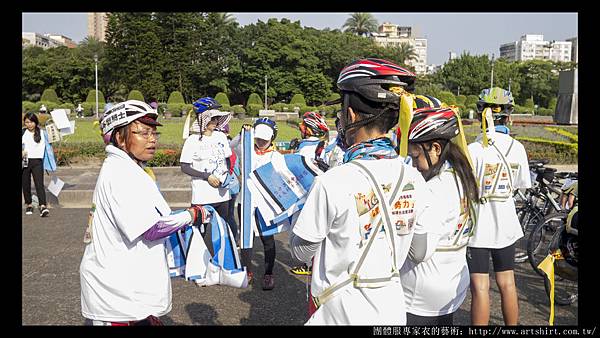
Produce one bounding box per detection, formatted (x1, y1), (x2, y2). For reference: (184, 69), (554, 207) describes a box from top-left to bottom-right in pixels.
(132, 129), (161, 140)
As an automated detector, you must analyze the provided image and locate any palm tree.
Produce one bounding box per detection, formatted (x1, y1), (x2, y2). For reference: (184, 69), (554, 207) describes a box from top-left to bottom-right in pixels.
(394, 42), (418, 65)
(342, 13), (378, 37)
(214, 12), (237, 26)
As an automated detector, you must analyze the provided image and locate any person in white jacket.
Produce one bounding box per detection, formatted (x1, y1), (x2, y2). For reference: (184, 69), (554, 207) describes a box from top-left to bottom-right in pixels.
(80, 100), (209, 326)
(399, 106), (479, 325)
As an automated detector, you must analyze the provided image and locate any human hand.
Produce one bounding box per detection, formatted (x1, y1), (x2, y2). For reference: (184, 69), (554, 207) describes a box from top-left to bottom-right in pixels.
(160, 209), (193, 228)
(208, 174), (221, 188)
(241, 124), (252, 132)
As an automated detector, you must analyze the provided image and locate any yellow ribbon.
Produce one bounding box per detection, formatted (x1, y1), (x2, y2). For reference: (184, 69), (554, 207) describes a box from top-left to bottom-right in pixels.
(397, 93), (414, 158)
(481, 107), (494, 148)
(537, 250), (564, 325)
(449, 106), (475, 172)
(143, 167), (157, 182)
(182, 108), (194, 139)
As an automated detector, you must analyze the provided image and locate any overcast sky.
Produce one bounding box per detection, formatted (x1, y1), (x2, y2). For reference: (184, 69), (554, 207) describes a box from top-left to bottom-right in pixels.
(22, 12), (577, 65)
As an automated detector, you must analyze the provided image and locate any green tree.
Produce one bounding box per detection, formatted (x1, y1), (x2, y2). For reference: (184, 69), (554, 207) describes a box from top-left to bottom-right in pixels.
(392, 42), (418, 66)
(524, 97), (535, 108)
(214, 13), (237, 26)
(517, 60), (559, 108)
(342, 13), (378, 37)
(548, 97), (558, 110)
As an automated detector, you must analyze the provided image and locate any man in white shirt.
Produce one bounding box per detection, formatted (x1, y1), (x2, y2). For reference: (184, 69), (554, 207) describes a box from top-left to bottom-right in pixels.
(467, 87), (531, 325)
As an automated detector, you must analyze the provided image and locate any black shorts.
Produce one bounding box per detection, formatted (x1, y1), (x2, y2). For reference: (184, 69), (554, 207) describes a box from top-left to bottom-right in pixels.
(466, 244), (515, 273)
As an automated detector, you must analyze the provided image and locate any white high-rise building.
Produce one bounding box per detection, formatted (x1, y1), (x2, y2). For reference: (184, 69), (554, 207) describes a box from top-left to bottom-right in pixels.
(22, 32), (69, 49)
(500, 34), (572, 62)
(370, 22), (428, 75)
(87, 13), (109, 42)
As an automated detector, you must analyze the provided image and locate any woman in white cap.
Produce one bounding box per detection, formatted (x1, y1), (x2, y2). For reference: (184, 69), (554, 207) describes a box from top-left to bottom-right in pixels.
(179, 97), (233, 256)
(80, 100), (210, 325)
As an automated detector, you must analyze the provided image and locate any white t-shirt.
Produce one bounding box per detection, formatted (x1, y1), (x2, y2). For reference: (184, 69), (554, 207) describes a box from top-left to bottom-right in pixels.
(296, 137), (325, 160)
(400, 163), (470, 316)
(468, 132), (531, 248)
(80, 145), (173, 322)
(293, 157), (435, 325)
(22, 129), (46, 159)
(180, 131), (232, 204)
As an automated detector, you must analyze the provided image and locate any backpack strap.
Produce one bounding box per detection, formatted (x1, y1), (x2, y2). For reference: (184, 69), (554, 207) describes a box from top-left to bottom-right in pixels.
(312, 161), (405, 307)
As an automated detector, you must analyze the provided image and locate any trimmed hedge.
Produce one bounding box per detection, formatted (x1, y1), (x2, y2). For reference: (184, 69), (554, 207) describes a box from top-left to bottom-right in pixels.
(545, 127), (578, 143)
(290, 94), (307, 106)
(85, 90), (106, 104)
(167, 91), (186, 115)
(127, 90), (145, 102)
(247, 93), (263, 105)
(517, 137), (578, 164)
(41, 88), (60, 103)
(22, 101), (37, 113)
(215, 92), (230, 106)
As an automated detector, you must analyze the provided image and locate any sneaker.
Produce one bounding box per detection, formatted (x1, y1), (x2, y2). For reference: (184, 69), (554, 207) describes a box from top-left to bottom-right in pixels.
(25, 206), (33, 215)
(262, 274), (274, 290)
(40, 206), (49, 217)
(290, 264), (312, 276)
(246, 271), (254, 285)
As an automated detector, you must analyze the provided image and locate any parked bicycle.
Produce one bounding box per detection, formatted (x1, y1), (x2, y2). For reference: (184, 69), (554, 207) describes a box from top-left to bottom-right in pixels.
(527, 179), (578, 306)
(513, 160), (564, 263)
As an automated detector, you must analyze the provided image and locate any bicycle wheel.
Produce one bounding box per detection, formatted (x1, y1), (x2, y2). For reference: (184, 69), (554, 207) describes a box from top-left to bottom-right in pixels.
(515, 206), (539, 263)
(542, 226), (578, 306)
(527, 212), (565, 277)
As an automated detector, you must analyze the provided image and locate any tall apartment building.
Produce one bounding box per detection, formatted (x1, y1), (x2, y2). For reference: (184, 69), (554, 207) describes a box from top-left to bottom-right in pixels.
(499, 34), (572, 62)
(22, 32), (71, 49)
(370, 22), (427, 75)
(87, 12), (109, 42)
(45, 34), (77, 48)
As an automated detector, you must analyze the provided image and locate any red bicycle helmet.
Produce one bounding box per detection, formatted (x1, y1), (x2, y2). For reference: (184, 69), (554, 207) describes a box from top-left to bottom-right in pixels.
(300, 111), (329, 137)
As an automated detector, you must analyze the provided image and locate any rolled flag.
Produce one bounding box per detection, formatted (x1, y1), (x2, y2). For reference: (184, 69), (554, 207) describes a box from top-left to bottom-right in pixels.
(481, 107), (495, 148)
(182, 108), (194, 139)
(398, 93), (414, 158)
(240, 127), (254, 249)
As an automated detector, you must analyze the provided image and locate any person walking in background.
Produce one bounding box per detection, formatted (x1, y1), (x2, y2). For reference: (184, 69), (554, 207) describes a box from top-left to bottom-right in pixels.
(22, 112), (55, 217)
(467, 87), (531, 325)
(76, 103), (84, 118)
(179, 97), (233, 256)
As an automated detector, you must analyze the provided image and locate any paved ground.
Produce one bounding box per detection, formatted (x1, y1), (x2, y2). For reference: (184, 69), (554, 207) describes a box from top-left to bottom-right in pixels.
(22, 208), (577, 326)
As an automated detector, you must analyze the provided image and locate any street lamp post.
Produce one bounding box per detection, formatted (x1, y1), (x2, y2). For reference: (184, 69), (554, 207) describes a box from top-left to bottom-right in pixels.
(264, 75), (268, 111)
(94, 54), (99, 119)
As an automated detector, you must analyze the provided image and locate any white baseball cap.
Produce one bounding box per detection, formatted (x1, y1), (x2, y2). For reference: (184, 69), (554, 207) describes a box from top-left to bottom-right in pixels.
(254, 124), (274, 141)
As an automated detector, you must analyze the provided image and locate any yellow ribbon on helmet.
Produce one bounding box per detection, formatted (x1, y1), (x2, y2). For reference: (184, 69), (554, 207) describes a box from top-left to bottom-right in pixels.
(537, 250), (564, 326)
(448, 105), (475, 172)
(397, 93), (414, 158)
(481, 107), (495, 148)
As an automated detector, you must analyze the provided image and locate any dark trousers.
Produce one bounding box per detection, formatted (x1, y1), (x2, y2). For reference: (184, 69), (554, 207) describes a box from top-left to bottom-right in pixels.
(237, 204), (276, 275)
(406, 312), (454, 325)
(193, 200), (230, 257)
(227, 195), (238, 240)
(22, 158), (46, 206)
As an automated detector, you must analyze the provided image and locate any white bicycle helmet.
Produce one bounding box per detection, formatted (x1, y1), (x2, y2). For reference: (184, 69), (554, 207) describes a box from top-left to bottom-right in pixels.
(100, 100), (161, 135)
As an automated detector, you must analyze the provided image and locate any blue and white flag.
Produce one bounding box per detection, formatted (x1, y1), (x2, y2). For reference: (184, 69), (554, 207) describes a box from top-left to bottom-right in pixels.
(247, 153), (323, 236)
(165, 208), (247, 289)
(240, 128), (254, 249)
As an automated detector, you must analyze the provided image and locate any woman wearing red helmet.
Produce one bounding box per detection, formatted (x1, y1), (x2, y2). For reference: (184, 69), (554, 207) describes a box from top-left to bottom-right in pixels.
(399, 106), (479, 325)
(289, 58), (437, 325)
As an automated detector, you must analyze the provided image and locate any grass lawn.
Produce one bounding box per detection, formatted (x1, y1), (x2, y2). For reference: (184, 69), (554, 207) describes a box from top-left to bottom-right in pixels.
(64, 117), (577, 145)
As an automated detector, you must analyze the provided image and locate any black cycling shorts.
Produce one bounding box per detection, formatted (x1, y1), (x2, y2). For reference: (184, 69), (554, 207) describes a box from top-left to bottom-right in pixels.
(466, 243), (515, 273)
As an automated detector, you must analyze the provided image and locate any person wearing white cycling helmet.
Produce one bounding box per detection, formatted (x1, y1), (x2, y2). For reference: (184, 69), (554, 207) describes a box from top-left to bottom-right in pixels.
(80, 100), (210, 326)
(179, 97), (233, 256)
(467, 87), (531, 325)
(289, 58), (438, 325)
(399, 106), (479, 325)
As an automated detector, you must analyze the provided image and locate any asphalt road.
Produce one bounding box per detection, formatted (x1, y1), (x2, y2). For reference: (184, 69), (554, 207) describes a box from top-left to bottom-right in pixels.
(22, 208), (577, 326)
